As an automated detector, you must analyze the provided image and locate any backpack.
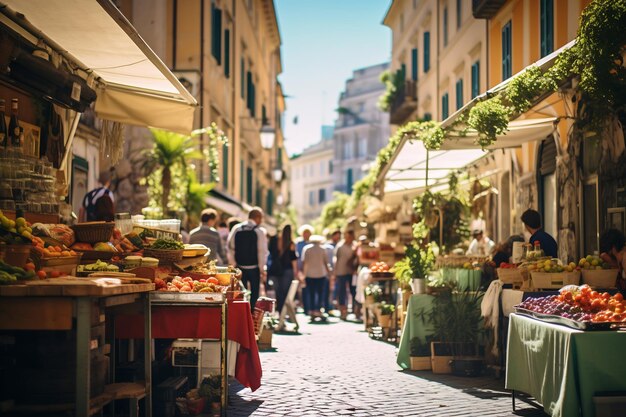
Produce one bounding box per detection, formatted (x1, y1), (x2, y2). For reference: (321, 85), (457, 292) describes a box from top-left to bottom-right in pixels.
(234, 225), (259, 267)
(83, 187), (114, 222)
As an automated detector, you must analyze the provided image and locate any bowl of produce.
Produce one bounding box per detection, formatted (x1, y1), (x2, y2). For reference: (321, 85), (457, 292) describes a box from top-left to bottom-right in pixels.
(143, 238), (184, 264)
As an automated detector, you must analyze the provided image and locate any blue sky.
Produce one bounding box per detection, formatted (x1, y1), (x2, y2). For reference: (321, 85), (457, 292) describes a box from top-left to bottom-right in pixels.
(275, 0), (392, 156)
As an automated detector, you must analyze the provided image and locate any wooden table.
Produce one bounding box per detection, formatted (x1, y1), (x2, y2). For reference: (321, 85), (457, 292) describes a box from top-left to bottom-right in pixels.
(0, 278), (154, 417)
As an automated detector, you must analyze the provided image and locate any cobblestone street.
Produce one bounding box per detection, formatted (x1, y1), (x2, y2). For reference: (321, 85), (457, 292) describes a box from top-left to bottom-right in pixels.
(228, 316), (547, 416)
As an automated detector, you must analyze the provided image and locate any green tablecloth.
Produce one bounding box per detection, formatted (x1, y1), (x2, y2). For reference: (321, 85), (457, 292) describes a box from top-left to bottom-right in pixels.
(506, 313), (626, 417)
(397, 294), (436, 369)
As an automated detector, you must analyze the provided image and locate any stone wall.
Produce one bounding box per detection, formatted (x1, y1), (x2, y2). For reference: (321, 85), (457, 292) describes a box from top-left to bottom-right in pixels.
(111, 126), (152, 215)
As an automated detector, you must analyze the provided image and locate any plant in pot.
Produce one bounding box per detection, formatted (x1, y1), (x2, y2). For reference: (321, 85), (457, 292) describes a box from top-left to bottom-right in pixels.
(395, 242), (435, 295)
(258, 316), (277, 350)
(365, 284), (383, 305)
(409, 335), (433, 371)
(430, 290), (484, 376)
(377, 302), (395, 328)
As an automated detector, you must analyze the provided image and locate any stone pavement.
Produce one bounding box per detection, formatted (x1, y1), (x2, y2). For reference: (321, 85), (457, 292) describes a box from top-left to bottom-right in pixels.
(227, 315), (547, 417)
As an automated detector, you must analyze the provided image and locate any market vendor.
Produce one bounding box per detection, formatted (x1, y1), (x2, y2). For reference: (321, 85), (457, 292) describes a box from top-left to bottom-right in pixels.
(466, 229), (495, 256)
(599, 229), (626, 289)
(520, 209), (558, 258)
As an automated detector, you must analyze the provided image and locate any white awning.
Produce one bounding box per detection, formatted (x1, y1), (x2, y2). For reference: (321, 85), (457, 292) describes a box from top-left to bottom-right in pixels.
(1, 0), (197, 134)
(440, 117), (557, 150)
(383, 141), (487, 194)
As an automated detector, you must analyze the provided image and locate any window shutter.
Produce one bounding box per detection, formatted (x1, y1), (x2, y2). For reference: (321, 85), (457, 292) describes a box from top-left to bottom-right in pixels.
(456, 0), (462, 28)
(246, 71), (253, 111)
(411, 48), (418, 81)
(442, 93), (449, 119)
(456, 79), (463, 110)
(222, 143), (228, 188)
(240, 160), (244, 200)
(471, 61), (480, 99)
(346, 169), (353, 192)
(224, 29), (230, 78)
(246, 167), (253, 203)
(539, 137), (557, 175)
(211, 5), (222, 65)
(267, 189), (274, 216)
(443, 7), (448, 46)
(240, 59), (245, 98)
(423, 32), (430, 73)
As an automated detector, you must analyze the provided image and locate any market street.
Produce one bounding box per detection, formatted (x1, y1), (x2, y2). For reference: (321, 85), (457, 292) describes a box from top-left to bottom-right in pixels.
(228, 316), (546, 417)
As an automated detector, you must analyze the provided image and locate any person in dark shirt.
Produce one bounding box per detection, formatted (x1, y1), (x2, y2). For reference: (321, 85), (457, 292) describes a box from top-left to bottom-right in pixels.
(492, 235), (525, 267)
(521, 209), (558, 258)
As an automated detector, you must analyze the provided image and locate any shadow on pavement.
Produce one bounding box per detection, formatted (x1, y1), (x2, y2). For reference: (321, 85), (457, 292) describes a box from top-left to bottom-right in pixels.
(228, 380), (263, 416)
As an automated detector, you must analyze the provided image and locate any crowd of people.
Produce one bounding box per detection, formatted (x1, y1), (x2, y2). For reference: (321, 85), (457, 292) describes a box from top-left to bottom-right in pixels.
(185, 206), (363, 322)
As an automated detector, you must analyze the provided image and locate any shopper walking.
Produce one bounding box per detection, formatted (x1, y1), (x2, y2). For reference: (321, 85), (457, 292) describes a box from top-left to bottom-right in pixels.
(79, 170), (115, 222)
(334, 230), (358, 320)
(302, 235), (331, 320)
(228, 207), (268, 309)
(274, 225), (297, 317)
(189, 208), (227, 264)
(322, 230), (341, 314)
(296, 224), (314, 312)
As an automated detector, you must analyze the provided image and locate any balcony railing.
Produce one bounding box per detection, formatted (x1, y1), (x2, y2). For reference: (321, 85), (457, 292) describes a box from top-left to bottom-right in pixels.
(472, 0), (507, 19)
(389, 80), (417, 125)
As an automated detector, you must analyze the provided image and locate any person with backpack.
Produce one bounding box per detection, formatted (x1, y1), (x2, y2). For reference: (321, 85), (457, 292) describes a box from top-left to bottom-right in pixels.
(227, 207), (268, 309)
(79, 170), (115, 222)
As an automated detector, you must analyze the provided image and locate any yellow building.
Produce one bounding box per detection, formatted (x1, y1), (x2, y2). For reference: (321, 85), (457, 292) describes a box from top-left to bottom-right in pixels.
(117, 0), (287, 218)
(383, 0), (488, 124)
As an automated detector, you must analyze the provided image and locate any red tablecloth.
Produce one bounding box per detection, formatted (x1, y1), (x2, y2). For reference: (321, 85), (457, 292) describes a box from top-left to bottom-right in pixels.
(115, 300), (262, 391)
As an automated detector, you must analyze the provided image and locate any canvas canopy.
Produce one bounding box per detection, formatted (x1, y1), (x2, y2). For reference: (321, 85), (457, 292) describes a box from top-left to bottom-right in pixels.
(1, 0), (197, 134)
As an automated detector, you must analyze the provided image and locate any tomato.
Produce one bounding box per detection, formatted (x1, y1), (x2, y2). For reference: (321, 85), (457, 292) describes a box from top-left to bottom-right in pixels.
(614, 293), (624, 302)
(36, 270), (47, 279)
(591, 299), (603, 310)
(50, 270), (61, 278)
(590, 291), (599, 299)
(207, 277), (219, 285)
(24, 262), (36, 271)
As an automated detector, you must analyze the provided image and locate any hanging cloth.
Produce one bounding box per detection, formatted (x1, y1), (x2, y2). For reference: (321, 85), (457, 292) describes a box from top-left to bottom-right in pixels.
(46, 107), (65, 168)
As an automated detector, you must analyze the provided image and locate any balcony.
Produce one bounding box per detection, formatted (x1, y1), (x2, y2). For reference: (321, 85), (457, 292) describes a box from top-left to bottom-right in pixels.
(472, 0), (507, 19)
(389, 80), (417, 125)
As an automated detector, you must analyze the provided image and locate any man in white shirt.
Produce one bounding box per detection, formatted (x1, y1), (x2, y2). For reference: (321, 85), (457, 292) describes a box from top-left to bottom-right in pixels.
(302, 235), (331, 319)
(227, 207), (268, 309)
(466, 229), (495, 256)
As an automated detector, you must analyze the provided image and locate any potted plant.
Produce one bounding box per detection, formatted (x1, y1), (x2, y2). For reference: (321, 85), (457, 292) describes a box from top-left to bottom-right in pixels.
(377, 302), (395, 328)
(430, 290), (484, 376)
(409, 336), (433, 371)
(365, 284), (382, 305)
(394, 242), (435, 295)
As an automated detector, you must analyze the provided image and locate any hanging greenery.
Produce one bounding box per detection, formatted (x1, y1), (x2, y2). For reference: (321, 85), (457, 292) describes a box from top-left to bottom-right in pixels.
(504, 65), (557, 114)
(194, 123), (229, 183)
(377, 69), (404, 111)
(466, 97), (511, 149)
(317, 192), (350, 231)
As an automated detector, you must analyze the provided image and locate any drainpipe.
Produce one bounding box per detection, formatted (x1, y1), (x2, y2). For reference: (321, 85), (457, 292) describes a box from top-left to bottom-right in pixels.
(231, 0), (236, 197)
(199, 0), (205, 183)
(436, 0), (440, 121)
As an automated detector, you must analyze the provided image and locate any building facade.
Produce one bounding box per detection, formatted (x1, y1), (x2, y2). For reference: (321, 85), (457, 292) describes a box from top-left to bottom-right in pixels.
(289, 134), (335, 226)
(383, 0), (488, 125)
(333, 63), (391, 194)
(112, 0), (288, 218)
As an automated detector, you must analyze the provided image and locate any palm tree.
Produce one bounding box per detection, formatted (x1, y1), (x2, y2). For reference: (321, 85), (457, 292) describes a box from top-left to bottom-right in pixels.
(142, 129), (203, 215)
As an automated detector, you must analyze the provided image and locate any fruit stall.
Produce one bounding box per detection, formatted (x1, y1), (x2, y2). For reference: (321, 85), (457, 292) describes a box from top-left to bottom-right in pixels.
(0, 213), (263, 416)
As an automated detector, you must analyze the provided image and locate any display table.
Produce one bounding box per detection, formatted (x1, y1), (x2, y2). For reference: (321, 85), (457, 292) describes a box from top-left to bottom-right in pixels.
(116, 298), (262, 392)
(0, 280), (154, 417)
(506, 313), (626, 417)
(396, 294), (436, 369)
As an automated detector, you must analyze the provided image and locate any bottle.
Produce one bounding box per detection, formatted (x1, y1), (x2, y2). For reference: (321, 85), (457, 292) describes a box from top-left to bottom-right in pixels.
(533, 241), (544, 259)
(0, 99), (7, 148)
(8, 98), (22, 152)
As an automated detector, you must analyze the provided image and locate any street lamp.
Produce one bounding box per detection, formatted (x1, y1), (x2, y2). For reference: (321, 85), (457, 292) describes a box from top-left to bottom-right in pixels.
(260, 124), (276, 150)
(272, 166), (284, 183)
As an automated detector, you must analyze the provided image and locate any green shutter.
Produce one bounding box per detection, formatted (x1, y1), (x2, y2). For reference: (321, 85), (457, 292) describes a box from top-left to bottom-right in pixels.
(267, 189), (274, 216)
(211, 5), (222, 65)
(246, 167), (253, 203)
(471, 61), (480, 99)
(411, 48), (418, 81)
(246, 71), (252, 111)
(346, 168), (353, 192)
(455, 79), (463, 110)
(540, 0), (554, 57)
(222, 143), (228, 188)
(456, 0), (462, 28)
(255, 181), (261, 206)
(224, 29), (230, 78)
(423, 32), (430, 73)
(240, 59), (245, 98)
(240, 160), (244, 200)
(262, 105), (267, 125)
(277, 148), (283, 169)
(502, 21), (512, 80)
(442, 93), (449, 119)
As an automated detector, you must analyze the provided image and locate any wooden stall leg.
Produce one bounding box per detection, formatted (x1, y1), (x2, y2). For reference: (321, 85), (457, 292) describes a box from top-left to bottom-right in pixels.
(76, 297), (91, 417)
(144, 294), (152, 417)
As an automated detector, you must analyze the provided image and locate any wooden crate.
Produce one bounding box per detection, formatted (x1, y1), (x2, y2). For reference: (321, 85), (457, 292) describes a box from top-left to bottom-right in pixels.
(410, 356), (432, 371)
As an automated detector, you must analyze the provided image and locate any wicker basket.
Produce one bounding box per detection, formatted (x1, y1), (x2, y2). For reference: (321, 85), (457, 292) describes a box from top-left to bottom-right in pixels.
(143, 248), (184, 264)
(72, 222), (115, 244)
(497, 268), (524, 284)
(581, 269), (619, 289)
